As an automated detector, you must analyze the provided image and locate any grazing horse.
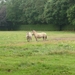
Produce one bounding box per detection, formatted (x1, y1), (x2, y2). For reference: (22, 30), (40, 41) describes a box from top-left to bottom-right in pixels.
(26, 32), (33, 42)
(32, 30), (47, 41)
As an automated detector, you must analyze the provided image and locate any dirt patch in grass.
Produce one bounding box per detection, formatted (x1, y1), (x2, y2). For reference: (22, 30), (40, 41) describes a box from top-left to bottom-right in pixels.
(52, 37), (75, 41)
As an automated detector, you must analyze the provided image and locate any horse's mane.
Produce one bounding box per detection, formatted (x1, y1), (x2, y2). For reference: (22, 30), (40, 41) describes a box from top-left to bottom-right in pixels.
(33, 30), (37, 33)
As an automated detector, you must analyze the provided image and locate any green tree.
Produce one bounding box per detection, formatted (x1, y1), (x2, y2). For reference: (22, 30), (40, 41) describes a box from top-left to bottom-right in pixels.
(44, 0), (69, 30)
(0, 0), (7, 30)
(19, 0), (47, 24)
(6, 0), (22, 24)
(67, 5), (75, 30)
(5, 0), (75, 31)
(6, 0), (22, 30)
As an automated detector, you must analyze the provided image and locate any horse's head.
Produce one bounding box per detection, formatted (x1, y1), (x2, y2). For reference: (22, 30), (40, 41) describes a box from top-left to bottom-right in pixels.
(33, 30), (36, 32)
(32, 30), (36, 35)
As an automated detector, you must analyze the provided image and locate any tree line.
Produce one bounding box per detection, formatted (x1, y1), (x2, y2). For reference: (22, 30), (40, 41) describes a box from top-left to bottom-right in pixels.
(0, 0), (75, 30)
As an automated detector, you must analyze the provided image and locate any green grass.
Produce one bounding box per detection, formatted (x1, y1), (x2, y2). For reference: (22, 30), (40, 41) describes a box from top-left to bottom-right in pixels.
(17, 24), (58, 31)
(0, 31), (75, 75)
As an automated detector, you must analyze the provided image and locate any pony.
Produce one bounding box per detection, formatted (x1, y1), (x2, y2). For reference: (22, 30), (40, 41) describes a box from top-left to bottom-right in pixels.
(26, 32), (33, 42)
(32, 30), (47, 41)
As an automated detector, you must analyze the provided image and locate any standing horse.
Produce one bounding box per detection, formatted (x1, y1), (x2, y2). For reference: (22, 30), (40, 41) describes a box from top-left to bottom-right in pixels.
(32, 30), (47, 41)
(26, 32), (33, 42)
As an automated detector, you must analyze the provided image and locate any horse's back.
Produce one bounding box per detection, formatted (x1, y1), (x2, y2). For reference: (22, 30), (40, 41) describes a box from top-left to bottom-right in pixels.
(41, 32), (47, 36)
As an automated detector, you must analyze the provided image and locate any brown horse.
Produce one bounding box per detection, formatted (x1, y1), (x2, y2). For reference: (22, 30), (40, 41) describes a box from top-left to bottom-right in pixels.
(32, 30), (47, 41)
(26, 32), (33, 42)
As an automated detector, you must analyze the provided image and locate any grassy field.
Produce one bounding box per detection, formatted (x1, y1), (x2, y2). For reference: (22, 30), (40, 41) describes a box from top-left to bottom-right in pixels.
(0, 31), (75, 75)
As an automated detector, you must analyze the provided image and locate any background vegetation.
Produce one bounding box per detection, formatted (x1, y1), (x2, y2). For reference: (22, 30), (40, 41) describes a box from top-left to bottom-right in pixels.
(0, 0), (75, 31)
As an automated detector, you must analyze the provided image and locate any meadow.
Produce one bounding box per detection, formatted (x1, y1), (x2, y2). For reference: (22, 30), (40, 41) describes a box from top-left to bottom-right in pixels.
(0, 31), (75, 75)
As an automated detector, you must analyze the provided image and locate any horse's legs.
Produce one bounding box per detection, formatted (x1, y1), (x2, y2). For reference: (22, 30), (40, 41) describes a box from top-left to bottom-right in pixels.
(35, 36), (38, 41)
(43, 36), (47, 40)
(27, 37), (29, 42)
(36, 38), (38, 41)
(45, 36), (47, 40)
(43, 36), (44, 40)
(27, 37), (31, 42)
(27, 39), (29, 42)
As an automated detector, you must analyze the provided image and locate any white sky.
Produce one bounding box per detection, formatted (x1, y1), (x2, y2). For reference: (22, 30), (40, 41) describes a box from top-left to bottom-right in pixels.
(0, 0), (6, 3)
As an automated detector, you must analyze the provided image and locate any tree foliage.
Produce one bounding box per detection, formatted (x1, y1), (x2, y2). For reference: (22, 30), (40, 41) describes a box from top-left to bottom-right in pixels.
(67, 5), (75, 25)
(0, 0), (75, 30)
